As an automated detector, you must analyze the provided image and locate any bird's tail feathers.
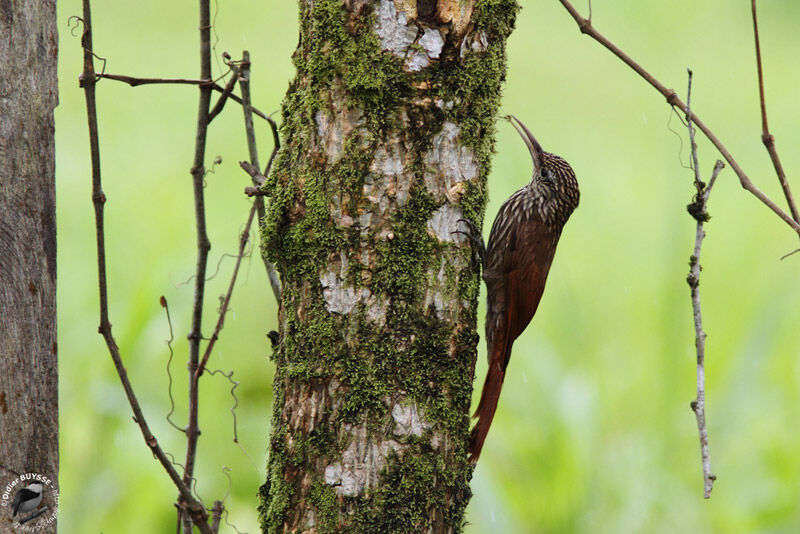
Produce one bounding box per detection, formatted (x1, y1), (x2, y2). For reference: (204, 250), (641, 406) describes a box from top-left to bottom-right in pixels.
(467, 357), (508, 464)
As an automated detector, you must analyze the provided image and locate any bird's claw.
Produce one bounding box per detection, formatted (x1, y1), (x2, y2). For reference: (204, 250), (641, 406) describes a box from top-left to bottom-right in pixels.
(452, 218), (486, 269)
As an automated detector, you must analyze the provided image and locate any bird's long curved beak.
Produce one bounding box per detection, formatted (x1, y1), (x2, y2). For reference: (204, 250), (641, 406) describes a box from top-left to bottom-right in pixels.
(505, 114), (544, 174)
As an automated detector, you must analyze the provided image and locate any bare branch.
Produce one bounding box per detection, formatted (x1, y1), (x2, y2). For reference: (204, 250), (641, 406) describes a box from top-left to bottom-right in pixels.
(210, 500), (224, 534)
(208, 70), (239, 123)
(79, 1), (210, 530)
(96, 72), (212, 87)
(244, 186), (268, 197)
(215, 84), (278, 129)
(780, 248), (800, 260)
(197, 205), (258, 377)
(556, 0), (800, 235)
(686, 70), (702, 193)
(686, 163), (723, 501)
(181, 1), (214, 531)
(751, 0), (799, 223)
(96, 71), (276, 126)
(233, 51), (282, 302)
(240, 160), (266, 187)
(685, 70), (721, 499)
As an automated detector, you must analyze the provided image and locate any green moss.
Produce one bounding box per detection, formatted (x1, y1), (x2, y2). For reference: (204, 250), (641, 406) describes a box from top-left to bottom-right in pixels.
(309, 480), (340, 532)
(302, 0), (410, 130)
(353, 441), (472, 533)
(371, 188), (438, 301)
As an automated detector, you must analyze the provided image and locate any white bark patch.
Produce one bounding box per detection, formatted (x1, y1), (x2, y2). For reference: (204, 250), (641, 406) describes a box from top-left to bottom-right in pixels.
(324, 463), (342, 486)
(321, 271), (363, 314)
(315, 110), (341, 161)
(392, 402), (428, 437)
(472, 31), (489, 52)
(435, 98), (455, 111)
(321, 253), (369, 314)
(323, 424), (402, 497)
(423, 121), (478, 198)
(427, 204), (466, 243)
(405, 49), (430, 72)
(358, 210), (372, 229)
(369, 143), (405, 181)
(375, 0), (417, 56)
(364, 141), (411, 226)
(365, 295), (389, 326)
(405, 29), (444, 72)
(460, 29), (488, 57)
(419, 28), (444, 58)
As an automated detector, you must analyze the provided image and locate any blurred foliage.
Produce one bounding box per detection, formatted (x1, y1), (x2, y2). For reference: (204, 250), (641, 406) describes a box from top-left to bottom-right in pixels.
(56, 1), (800, 532)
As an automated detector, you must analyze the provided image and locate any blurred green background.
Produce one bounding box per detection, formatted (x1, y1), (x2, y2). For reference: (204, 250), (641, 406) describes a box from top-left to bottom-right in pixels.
(56, 1), (800, 532)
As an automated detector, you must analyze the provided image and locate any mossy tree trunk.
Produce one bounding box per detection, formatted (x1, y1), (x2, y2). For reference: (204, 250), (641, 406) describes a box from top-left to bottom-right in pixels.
(260, 1), (517, 531)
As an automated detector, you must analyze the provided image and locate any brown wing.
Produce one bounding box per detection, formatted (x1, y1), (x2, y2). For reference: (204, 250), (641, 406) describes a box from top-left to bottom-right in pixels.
(498, 221), (559, 368)
(469, 217), (560, 462)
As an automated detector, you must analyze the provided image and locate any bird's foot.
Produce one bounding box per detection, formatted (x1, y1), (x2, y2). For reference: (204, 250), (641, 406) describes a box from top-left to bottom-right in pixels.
(452, 218), (486, 269)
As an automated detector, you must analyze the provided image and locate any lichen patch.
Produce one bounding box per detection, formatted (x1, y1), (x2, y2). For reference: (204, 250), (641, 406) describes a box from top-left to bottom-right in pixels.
(427, 204), (466, 243)
(419, 28), (444, 58)
(423, 121), (479, 198)
(374, 0), (418, 56)
(461, 30), (489, 57)
(323, 423), (403, 497)
(405, 49), (430, 72)
(392, 402), (429, 437)
(320, 253), (369, 314)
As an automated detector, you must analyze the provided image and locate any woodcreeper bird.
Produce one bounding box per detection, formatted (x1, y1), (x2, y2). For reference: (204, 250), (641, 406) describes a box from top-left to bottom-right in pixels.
(466, 115), (580, 463)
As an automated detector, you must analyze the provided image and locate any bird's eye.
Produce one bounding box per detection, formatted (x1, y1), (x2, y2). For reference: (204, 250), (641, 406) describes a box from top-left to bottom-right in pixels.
(541, 168), (551, 180)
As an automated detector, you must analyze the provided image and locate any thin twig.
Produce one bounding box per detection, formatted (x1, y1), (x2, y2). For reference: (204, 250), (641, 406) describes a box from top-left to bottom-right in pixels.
(178, 249), (250, 289)
(780, 248), (800, 260)
(261, 112), (281, 179)
(751, 0), (799, 223)
(79, 2), (210, 530)
(686, 70), (702, 193)
(685, 70), (721, 499)
(211, 500), (224, 534)
(96, 72), (213, 86)
(556, 0), (800, 235)
(218, 84), (279, 131)
(240, 161), (266, 188)
(208, 69), (239, 123)
(244, 186), (268, 197)
(182, 2), (214, 532)
(686, 162), (723, 501)
(234, 51), (282, 302)
(97, 71), (276, 125)
(197, 205), (258, 376)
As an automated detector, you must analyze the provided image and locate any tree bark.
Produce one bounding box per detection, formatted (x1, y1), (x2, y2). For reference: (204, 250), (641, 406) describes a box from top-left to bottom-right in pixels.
(259, 0), (517, 531)
(0, 0), (58, 532)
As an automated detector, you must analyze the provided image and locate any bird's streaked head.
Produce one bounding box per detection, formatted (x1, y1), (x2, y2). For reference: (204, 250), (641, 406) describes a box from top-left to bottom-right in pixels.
(506, 114), (580, 225)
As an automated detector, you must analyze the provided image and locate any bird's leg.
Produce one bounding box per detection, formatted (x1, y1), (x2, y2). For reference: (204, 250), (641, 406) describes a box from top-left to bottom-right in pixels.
(453, 218), (486, 270)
